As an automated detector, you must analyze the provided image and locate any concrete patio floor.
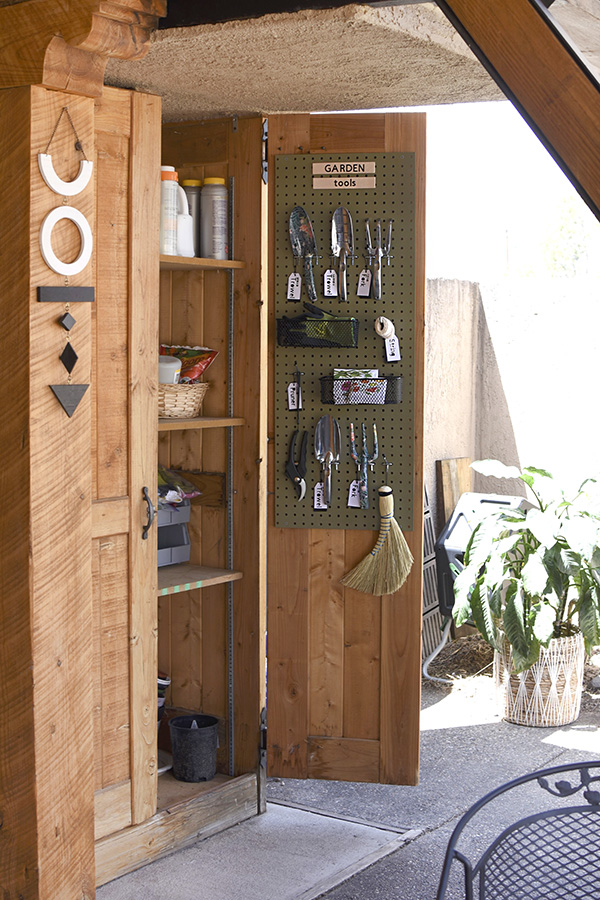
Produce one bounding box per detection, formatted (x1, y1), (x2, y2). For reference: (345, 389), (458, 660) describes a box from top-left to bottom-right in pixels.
(98, 663), (600, 900)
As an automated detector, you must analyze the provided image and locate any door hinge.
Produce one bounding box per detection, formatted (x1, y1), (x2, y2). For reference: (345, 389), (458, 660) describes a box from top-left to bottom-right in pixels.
(261, 118), (268, 185)
(259, 706), (267, 769)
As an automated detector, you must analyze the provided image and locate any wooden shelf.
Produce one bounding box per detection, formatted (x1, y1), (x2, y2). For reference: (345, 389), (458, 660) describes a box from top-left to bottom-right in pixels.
(158, 564), (243, 596)
(158, 415), (245, 432)
(160, 255), (245, 271)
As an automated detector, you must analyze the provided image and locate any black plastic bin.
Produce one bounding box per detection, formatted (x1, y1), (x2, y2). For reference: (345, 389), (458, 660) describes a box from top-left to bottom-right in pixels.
(169, 714), (219, 782)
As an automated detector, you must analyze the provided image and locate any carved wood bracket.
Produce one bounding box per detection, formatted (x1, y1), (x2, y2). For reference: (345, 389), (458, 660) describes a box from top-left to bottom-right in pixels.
(0, 0), (167, 97)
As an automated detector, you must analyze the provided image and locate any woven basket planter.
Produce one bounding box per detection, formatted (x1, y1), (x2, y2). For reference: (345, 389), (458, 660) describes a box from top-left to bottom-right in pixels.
(158, 382), (209, 418)
(494, 632), (585, 727)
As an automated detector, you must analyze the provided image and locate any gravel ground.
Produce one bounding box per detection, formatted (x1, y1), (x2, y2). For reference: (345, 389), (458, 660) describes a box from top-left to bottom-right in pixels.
(424, 633), (600, 712)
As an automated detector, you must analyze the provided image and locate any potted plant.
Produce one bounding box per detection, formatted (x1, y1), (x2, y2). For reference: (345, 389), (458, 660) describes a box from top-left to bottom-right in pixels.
(453, 460), (600, 726)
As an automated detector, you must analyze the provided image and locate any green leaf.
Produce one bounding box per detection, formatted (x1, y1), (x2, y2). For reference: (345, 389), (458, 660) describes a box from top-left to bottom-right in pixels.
(503, 586), (538, 671)
(532, 600), (556, 645)
(544, 545), (570, 598)
(468, 582), (498, 647)
(523, 466), (554, 480)
(578, 592), (600, 649)
(521, 552), (550, 596)
(558, 548), (583, 576)
(526, 508), (558, 548)
(452, 577), (475, 627)
(471, 459), (522, 480)
(561, 516), (600, 560)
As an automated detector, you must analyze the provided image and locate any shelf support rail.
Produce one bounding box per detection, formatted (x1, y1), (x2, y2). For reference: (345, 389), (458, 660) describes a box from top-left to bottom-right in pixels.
(227, 175), (235, 776)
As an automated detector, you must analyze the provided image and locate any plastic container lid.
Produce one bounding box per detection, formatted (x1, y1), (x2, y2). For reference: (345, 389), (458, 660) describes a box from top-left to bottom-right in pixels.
(182, 179), (202, 186)
(161, 165), (175, 171)
(161, 170), (178, 181)
(203, 177), (226, 186)
(159, 356), (182, 383)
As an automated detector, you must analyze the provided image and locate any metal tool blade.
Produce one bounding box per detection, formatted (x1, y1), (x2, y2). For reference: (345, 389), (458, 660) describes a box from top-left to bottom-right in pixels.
(315, 415), (340, 505)
(332, 207), (353, 301)
(289, 206), (318, 301)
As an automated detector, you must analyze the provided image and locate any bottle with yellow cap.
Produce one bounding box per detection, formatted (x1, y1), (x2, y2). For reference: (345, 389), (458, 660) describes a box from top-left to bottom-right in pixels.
(201, 177), (228, 260)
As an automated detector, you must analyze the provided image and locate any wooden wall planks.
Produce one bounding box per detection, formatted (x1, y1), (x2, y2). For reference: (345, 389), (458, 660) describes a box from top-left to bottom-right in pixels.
(0, 84), (41, 900)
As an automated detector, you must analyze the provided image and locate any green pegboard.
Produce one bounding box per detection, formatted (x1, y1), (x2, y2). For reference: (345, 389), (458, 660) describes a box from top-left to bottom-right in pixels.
(274, 152), (416, 530)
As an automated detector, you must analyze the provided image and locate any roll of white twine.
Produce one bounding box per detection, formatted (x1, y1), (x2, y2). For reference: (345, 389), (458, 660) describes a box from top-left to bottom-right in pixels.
(374, 316), (395, 340)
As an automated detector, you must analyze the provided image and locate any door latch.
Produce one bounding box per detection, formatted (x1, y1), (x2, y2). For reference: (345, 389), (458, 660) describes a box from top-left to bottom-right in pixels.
(142, 486), (155, 540)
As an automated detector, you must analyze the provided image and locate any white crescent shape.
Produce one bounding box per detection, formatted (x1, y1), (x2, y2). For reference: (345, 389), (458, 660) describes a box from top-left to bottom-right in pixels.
(39, 206), (93, 276)
(38, 153), (93, 197)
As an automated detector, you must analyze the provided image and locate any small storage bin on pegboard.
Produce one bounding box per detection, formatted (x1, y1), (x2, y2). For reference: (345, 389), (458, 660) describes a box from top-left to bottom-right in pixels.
(320, 375), (402, 405)
(277, 303), (358, 348)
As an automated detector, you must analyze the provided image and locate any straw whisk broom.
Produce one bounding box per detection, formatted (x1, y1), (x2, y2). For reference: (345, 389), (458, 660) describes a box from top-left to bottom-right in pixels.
(340, 485), (413, 595)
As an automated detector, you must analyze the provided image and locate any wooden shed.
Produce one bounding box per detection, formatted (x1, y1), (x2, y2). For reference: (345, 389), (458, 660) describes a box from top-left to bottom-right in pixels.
(0, 1), (598, 897)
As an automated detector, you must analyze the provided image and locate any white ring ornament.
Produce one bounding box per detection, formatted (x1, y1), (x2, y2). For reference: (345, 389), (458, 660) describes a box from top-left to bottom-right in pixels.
(39, 206), (93, 276)
(38, 153), (93, 197)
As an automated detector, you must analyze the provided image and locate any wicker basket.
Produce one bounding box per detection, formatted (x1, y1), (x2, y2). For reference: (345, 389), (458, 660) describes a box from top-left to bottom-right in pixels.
(494, 632), (584, 727)
(158, 382), (209, 418)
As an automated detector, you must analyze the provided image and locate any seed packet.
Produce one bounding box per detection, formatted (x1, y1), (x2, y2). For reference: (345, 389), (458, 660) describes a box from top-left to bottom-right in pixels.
(159, 344), (218, 382)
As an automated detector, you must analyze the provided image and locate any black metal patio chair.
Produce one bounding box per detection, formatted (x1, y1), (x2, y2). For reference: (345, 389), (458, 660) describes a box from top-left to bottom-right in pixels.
(436, 759), (600, 899)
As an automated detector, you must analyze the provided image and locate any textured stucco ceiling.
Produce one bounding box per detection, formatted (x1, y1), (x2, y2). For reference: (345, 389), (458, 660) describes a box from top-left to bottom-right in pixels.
(105, 3), (504, 120)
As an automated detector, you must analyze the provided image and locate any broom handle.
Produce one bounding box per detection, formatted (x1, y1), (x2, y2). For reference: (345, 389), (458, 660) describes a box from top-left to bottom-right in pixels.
(367, 485), (394, 558)
(378, 485), (394, 519)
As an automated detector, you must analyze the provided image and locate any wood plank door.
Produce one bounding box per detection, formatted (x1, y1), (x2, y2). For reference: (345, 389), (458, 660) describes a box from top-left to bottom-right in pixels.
(92, 86), (160, 837)
(267, 113), (425, 786)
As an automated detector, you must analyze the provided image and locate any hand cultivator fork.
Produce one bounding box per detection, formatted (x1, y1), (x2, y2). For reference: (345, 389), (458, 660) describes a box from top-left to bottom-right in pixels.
(350, 422), (378, 509)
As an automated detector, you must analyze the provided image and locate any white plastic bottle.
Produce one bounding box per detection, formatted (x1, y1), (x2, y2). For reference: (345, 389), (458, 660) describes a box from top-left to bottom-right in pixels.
(160, 166), (179, 256)
(200, 177), (228, 260)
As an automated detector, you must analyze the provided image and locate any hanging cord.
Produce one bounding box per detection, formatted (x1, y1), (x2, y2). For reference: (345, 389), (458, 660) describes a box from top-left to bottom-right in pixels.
(422, 617), (453, 684)
(44, 107), (88, 160)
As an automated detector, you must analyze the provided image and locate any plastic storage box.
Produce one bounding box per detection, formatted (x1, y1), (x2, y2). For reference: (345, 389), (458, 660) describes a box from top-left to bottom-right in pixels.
(157, 500), (191, 567)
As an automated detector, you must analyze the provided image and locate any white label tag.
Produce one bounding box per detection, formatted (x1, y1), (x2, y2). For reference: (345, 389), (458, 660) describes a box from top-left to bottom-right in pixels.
(287, 272), (302, 301)
(357, 269), (372, 298)
(385, 335), (402, 362)
(313, 482), (328, 509)
(287, 382), (302, 410)
(324, 268), (338, 297)
(348, 480), (361, 508)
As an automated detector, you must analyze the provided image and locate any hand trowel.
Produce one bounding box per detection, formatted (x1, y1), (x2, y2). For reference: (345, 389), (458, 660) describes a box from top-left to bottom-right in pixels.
(315, 414), (341, 506)
(331, 207), (354, 302)
(289, 206), (318, 302)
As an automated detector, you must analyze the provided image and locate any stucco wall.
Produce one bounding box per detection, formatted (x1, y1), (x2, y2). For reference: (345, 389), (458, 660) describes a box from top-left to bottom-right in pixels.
(424, 278), (522, 535)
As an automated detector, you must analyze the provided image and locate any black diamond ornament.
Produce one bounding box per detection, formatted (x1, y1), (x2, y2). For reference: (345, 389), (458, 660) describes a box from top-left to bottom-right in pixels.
(59, 312), (76, 331)
(50, 384), (89, 418)
(59, 342), (78, 374)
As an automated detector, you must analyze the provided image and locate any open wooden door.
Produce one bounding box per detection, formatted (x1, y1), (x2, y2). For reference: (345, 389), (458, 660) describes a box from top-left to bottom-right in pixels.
(267, 113), (425, 786)
(92, 86), (160, 840)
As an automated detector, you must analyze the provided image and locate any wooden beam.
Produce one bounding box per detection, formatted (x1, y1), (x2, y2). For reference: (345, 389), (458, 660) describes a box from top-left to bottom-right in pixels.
(0, 84), (97, 900)
(128, 88), (161, 825)
(437, 0), (600, 220)
(0, 0), (166, 97)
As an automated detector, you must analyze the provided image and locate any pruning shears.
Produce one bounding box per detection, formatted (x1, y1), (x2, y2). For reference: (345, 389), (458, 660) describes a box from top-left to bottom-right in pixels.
(286, 429), (308, 501)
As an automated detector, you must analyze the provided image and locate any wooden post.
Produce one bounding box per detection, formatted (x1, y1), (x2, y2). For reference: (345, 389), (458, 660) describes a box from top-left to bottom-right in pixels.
(0, 85), (96, 899)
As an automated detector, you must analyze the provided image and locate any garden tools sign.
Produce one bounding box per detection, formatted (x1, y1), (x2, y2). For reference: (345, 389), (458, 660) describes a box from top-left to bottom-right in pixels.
(312, 160), (377, 190)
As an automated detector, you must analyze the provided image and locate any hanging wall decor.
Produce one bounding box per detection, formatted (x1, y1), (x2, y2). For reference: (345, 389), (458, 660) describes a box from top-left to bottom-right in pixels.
(37, 106), (94, 277)
(37, 106), (94, 418)
(37, 106), (93, 197)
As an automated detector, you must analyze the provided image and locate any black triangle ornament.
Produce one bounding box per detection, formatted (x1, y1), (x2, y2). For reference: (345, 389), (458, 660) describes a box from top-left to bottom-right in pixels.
(50, 384), (89, 418)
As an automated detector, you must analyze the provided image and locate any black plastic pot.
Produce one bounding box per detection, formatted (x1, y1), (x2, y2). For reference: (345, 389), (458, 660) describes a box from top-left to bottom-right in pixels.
(169, 714), (219, 782)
